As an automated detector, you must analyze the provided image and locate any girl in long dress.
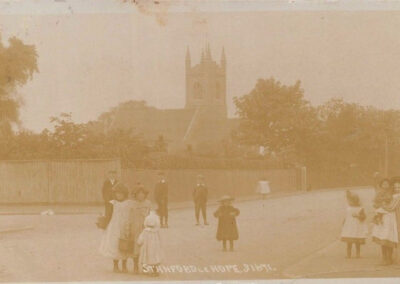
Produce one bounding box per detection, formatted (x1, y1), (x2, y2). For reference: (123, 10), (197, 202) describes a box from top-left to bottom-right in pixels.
(137, 210), (163, 277)
(214, 195), (240, 251)
(340, 190), (367, 258)
(372, 179), (398, 265)
(379, 177), (400, 264)
(129, 187), (152, 274)
(99, 183), (131, 273)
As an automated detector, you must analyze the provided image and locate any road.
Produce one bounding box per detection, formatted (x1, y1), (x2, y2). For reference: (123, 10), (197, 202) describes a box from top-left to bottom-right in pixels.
(0, 188), (379, 281)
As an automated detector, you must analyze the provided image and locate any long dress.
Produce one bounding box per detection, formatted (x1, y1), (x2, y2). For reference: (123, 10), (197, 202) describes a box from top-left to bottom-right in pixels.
(137, 214), (163, 268)
(99, 199), (132, 259)
(214, 205), (240, 241)
(372, 206), (398, 248)
(381, 193), (400, 260)
(340, 206), (368, 244)
(129, 199), (152, 258)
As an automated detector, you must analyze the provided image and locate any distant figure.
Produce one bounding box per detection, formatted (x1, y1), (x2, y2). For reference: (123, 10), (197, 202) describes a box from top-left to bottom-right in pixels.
(193, 174), (209, 226)
(137, 210), (163, 277)
(340, 190), (367, 258)
(154, 172), (169, 228)
(102, 170), (118, 226)
(256, 177), (271, 200)
(99, 183), (131, 273)
(214, 195), (240, 252)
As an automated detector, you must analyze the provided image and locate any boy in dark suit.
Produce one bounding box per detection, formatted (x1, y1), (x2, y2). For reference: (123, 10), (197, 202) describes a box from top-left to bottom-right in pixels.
(154, 172), (169, 228)
(102, 170), (118, 226)
(193, 174), (209, 226)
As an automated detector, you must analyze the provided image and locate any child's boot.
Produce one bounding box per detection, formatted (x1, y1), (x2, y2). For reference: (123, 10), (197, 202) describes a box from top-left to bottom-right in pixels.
(222, 240), (227, 252)
(356, 244), (360, 258)
(113, 260), (120, 273)
(152, 265), (160, 277)
(346, 243), (352, 258)
(229, 240), (234, 252)
(133, 257), (139, 274)
(122, 259), (128, 273)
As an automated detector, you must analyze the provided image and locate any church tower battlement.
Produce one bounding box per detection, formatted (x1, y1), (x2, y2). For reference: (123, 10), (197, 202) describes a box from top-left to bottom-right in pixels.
(185, 44), (227, 117)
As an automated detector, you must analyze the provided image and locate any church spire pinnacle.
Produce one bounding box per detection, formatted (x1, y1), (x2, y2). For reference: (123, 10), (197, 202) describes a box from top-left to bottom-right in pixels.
(221, 46), (226, 71)
(206, 43), (212, 60)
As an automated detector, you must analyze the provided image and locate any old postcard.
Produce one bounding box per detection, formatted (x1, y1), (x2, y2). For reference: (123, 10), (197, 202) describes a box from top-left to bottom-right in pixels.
(1, 0), (400, 283)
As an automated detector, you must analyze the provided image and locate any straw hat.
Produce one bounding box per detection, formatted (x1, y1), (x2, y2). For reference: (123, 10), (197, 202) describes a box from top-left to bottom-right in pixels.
(218, 195), (234, 202)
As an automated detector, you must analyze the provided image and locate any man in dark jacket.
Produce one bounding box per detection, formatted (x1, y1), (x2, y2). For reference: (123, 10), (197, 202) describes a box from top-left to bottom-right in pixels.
(102, 170), (118, 226)
(193, 174), (209, 226)
(154, 172), (169, 228)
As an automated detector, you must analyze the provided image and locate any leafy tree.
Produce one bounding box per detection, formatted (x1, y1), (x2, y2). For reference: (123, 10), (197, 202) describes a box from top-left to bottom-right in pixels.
(233, 77), (319, 165)
(0, 35), (38, 136)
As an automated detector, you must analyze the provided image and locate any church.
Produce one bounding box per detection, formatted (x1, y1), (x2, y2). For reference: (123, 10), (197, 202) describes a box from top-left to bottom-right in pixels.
(103, 44), (238, 153)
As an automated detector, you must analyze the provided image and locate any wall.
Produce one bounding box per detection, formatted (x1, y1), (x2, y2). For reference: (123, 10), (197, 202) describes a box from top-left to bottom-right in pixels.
(122, 168), (300, 203)
(0, 159), (301, 204)
(0, 159), (120, 204)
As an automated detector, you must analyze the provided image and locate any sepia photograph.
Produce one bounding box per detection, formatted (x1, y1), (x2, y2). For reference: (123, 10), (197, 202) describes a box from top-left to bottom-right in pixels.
(2, 0), (400, 282)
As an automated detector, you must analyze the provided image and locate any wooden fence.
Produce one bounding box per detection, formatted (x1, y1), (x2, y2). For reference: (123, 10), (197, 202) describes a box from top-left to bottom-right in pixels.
(0, 159), (120, 204)
(122, 168), (301, 203)
(0, 159), (303, 204)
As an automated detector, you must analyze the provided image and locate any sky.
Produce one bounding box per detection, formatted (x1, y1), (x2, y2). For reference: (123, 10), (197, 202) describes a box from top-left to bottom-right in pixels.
(1, 0), (400, 132)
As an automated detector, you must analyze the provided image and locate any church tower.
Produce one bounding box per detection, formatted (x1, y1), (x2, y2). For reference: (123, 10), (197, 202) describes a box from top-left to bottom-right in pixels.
(185, 44), (227, 117)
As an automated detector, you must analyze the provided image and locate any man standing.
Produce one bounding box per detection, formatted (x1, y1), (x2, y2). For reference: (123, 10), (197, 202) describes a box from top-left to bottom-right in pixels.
(154, 172), (169, 228)
(193, 174), (209, 226)
(102, 170), (118, 226)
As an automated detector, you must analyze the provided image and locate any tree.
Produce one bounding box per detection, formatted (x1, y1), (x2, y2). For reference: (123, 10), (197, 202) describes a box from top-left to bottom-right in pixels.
(233, 77), (318, 164)
(0, 35), (38, 136)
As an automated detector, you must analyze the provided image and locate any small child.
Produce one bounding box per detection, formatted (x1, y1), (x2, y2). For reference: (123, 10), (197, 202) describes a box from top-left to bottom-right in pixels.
(137, 210), (163, 277)
(372, 179), (398, 265)
(256, 177), (271, 200)
(340, 190), (367, 258)
(214, 195), (240, 252)
(99, 183), (132, 273)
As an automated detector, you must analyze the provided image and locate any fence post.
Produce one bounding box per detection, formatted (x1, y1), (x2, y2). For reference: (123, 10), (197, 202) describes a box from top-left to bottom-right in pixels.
(296, 166), (307, 191)
(46, 161), (51, 204)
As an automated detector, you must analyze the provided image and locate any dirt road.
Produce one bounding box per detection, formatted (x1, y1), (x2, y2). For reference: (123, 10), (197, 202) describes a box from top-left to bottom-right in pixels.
(0, 188), (377, 281)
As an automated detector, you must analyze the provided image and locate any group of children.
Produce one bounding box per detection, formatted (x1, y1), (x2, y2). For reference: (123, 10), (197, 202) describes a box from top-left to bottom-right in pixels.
(340, 177), (400, 265)
(99, 179), (241, 277)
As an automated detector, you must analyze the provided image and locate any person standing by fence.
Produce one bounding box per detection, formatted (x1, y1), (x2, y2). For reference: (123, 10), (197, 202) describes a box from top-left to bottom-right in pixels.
(193, 174), (209, 226)
(102, 170), (118, 226)
(256, 177), (271, 200)
(154, 172), (169, 228)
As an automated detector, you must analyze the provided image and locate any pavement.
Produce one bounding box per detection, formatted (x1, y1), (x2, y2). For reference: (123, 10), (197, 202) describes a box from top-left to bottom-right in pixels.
(1, 186), (396, 282)
(0, 186), (366, 215)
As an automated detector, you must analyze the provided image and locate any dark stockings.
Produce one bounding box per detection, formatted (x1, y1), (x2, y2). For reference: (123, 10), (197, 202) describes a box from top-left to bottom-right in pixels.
(381, 245), (393, 264)
(222, 240), (234, 251)
(346, 242), (360, 258)
(133, 257), (139, 274)
(113, 259), (127, 273)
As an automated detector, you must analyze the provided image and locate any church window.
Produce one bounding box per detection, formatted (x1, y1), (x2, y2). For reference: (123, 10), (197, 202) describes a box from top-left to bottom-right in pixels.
(193, 82), (203, 99)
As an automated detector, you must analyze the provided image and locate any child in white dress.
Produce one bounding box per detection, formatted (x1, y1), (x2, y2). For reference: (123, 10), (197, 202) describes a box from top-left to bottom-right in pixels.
(372, 180), (398, 265)
(340, 190), (367, 258)
(137, 210), (163, 277)
(256, 177), (271, 200)
(99, 183), (132, 273)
